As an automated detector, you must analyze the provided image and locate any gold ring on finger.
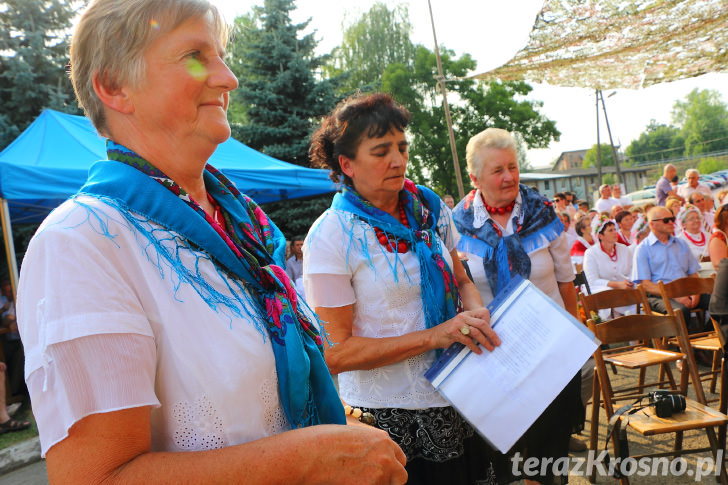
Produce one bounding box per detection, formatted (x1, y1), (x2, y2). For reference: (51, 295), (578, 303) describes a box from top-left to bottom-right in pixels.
(460, 325), (471, 336)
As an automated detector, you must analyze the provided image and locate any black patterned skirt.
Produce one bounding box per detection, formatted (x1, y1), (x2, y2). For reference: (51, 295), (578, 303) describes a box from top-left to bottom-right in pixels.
(360, 405), (498, 485)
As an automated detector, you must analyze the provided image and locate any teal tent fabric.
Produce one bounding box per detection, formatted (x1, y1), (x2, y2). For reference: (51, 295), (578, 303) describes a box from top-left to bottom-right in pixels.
(0, 109), (336, 222)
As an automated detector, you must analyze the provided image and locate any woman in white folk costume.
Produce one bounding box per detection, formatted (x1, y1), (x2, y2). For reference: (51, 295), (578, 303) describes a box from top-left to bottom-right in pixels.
(15, 1), (406, 482)
(583, 215), (635, 320)
(677, 205), (710, 263)
(570, 216), (594, 266)
(304, 93), (501, 484)
(452, 127), (582, 484)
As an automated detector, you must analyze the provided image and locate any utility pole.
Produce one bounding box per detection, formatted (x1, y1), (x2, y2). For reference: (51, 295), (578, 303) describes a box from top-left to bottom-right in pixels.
(595, 90), (602, 200)
(427, 0), (465, 200)
(599, 90), (623, 188)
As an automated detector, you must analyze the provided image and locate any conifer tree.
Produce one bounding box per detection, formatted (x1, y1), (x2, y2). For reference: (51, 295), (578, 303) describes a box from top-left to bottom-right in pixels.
(0, 0), (79, 149)
(228, 0), (338, 166)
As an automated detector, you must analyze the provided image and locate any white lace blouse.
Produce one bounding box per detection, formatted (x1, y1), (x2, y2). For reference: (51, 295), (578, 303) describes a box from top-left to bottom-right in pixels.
(303, 201), (458, 409)
(17, 197), (290, 456)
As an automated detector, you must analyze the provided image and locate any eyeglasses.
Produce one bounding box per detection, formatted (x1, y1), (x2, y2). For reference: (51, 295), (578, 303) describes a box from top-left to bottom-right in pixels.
(652, 216), (676, 224)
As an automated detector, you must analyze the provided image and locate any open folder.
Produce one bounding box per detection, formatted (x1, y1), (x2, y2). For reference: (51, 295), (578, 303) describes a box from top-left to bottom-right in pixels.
(425, 276), (599, 453)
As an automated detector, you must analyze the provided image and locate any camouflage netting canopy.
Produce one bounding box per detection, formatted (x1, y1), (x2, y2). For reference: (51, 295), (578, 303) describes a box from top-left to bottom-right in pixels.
(472, 0), (728, 89)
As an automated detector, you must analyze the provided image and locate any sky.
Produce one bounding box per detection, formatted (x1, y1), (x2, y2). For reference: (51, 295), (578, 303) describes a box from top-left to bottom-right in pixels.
(210, 0), (728, 169)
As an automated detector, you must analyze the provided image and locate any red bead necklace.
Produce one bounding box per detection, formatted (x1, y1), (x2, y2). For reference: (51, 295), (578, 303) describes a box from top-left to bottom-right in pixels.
(682, 230), (706, 247)
(374, 202), (410, 253)
(600, 242), (618, 262)
(481, 195), (516, 215)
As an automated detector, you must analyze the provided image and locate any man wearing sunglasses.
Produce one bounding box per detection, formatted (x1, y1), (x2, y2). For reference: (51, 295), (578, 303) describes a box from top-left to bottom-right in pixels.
(632, 207), (709, 331)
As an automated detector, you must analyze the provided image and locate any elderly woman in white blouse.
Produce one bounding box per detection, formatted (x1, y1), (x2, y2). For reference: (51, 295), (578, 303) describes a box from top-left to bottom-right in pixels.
(583, 216), (634, 319)
(677, 204), (709, 262)
(452, 127), (581, 482)
(15, 1), (407, 483)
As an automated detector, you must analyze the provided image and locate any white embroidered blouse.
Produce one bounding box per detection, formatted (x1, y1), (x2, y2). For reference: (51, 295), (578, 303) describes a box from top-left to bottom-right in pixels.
(303, 200), (458, 409)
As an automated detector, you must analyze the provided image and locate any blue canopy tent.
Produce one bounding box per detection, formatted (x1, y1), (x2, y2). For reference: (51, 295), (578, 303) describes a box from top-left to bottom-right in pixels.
(0, 109), (337, 290)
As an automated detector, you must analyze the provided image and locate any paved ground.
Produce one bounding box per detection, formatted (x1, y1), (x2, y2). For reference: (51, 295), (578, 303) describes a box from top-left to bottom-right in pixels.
(0, 460), (47, 485)
(567, 359), (726, 485)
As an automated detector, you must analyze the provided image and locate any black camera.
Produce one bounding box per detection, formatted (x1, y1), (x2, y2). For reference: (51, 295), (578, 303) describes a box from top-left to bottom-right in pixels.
(648, 390), (686, 418)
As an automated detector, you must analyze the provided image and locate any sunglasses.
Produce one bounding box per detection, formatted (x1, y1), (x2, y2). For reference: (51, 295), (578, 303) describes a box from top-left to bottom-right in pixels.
(652, 216), (676, 224)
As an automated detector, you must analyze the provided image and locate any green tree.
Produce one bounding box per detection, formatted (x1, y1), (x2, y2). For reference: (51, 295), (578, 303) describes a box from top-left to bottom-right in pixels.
(326, 2), (416, 94)
(0, 0), (80, 149)
(698, 157), (728, 175)
(625, 120), (683, 164)
(672, 88), (728, 156)
(382, 46), (559, 195)
(325, 4), (558, 195)
(583, 143), (620, 168)
(228, 0), (339, 166)
(601, 173), (616, 186)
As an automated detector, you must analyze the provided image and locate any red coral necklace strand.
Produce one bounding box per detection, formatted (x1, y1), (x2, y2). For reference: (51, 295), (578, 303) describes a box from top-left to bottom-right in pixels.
(482, 196), (516, 215)
(374, 202), (410, 253)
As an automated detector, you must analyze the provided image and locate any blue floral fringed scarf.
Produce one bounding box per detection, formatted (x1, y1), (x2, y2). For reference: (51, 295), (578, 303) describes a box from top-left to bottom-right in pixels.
(452, 184), (564, 295)
(78, 140), (345, 428)
(331, 179), (462, 331)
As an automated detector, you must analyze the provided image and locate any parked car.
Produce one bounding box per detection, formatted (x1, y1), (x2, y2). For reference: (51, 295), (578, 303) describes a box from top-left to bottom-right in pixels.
(627, 188), (657, 208)
(700, 175), (722, 188)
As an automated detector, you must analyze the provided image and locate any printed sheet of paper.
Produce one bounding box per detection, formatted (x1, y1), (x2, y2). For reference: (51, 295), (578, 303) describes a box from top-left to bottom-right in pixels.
(428, 279), (598, 453)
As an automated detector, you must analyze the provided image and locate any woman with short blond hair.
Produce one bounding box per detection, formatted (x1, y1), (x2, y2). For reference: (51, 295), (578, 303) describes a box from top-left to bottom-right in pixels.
(16, 1), (406, 482)
(453, 127), (582, 482)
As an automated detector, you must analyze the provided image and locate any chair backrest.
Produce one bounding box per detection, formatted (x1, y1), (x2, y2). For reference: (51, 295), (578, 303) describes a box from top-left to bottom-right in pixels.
(574, 263), (583, 274)
(573, 271), (591, 295)
(659, 275), (715, 300)
(658, 275), (715, 317)
(711, 316), (728, 350)
(580, 286), (649, 319)
(587, 313), (706, 415)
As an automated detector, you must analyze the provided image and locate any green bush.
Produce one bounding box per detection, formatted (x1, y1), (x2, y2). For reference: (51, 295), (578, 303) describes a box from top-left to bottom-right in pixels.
(698, 157), (728, 175)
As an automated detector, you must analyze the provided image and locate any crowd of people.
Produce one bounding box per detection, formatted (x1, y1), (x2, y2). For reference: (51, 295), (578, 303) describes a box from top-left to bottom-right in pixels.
(6, 0), (728, 483)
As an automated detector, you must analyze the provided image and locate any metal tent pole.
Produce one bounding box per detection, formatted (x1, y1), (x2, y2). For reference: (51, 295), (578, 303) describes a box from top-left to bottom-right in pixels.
(599, 90), (623, 187)
(595, 90), (602, 201)
(0, 198), (18, 300)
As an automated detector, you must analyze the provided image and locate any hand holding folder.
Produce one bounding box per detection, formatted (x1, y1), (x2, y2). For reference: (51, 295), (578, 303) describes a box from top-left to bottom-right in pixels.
(426, 276), (599, 453)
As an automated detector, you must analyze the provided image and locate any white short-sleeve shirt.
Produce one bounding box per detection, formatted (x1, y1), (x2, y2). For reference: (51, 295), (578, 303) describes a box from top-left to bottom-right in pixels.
(18, 197), (290, 456)
(304, 201), (458, 409)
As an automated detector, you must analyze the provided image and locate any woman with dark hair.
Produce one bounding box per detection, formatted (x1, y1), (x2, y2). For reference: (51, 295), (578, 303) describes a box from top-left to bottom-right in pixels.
(583, 215), (634, 319)
(710, 205), (728, 270)
(304, 93), (500, 484)
(614, 210), (634, 246)
(570, 216), (595, 266)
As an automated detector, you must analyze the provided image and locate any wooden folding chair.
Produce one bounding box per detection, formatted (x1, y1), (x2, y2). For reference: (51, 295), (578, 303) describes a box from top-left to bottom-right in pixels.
(581, 288), (682, 457)
(589, 314), (728, 485)
(657, 276), (721, 394)
(574, 270), (591, 296)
